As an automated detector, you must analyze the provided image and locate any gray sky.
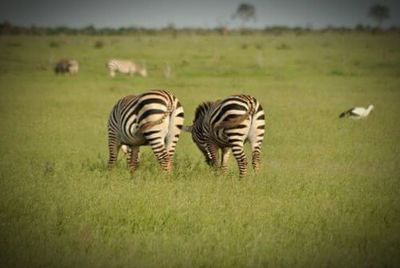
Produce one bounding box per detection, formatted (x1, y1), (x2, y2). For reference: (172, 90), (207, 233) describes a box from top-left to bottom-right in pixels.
(0, 0), (399, 28)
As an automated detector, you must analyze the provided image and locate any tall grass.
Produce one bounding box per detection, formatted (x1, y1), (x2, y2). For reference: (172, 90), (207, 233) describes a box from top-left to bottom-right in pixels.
(0, 33), (399, 267)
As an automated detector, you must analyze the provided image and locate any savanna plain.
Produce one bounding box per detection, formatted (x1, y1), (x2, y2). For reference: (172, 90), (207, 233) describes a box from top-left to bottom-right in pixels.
(0, 32), (399, 267)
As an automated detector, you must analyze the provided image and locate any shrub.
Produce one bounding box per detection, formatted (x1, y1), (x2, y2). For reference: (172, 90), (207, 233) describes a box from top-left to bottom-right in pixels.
(276, 43), (290, 50)
(94, 40), (104, 49)
(49, 41), (60, 48)
(330, 69), (345, 76)
(7, 42), (21, 47)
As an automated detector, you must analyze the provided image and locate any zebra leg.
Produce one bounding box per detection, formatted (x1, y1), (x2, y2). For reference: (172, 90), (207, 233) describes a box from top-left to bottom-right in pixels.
(165, 107), (184, 171)
(107, 135), (121, 168)
(251, 144), (262, 172)
(148, 139), (171, 172)
(127, 146), (140, 172)
(124, 145), (132, 167)
(142, 126), (171, 172)
(206, 142), (219, 168)
(151, 144), (171, 172)
(248, 113), (265, 172)
(220, 147), (230, 173)
(165, 133), (179, 172)
(231, 143), (248, 177)
(248, 125), (264, 172)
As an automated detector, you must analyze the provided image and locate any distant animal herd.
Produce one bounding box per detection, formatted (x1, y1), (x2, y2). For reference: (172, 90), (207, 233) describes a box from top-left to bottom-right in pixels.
(53, 58), (374, 177)
(54, 58), (147, 77)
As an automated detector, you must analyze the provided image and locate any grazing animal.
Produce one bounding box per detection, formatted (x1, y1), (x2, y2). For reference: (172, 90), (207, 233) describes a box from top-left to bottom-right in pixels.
(107, 90), (184, 173)
(68, 60), (79, 74)
(185, 95), (265, 177)
(106, 59), (147, 78)
(339, 105), (374, 119)
(54, 59), (70, 74)
(54, 59), (79, 75)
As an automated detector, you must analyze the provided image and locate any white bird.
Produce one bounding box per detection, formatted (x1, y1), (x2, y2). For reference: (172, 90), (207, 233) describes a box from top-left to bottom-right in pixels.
(339, 105), (374, 119)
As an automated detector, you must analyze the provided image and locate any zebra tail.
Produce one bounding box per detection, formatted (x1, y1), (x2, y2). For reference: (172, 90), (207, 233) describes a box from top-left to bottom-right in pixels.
(182, 125), (192, 132)
(339, 112), (346, 118)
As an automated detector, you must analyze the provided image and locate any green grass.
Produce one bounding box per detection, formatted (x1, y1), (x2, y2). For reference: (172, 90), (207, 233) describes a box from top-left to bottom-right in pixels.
(0, 32), (399, 267)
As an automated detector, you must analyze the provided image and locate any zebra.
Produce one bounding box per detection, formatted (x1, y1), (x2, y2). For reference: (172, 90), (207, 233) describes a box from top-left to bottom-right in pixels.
(106, 59), (147, 78)
(184, 95), (265, 177)
(68, 60), (79, 74)
(54, 59), (79, 75)
(107, 90), (184, 173)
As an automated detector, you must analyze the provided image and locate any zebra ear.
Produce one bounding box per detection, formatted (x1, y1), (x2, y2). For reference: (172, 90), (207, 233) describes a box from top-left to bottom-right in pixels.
(182, 125), (193, 132)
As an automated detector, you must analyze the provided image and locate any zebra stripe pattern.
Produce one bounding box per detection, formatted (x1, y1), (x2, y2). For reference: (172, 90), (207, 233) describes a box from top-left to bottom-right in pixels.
(107, 90), (184, 173)
(106, 59), (147, 77)
(187, 95), (265, 177)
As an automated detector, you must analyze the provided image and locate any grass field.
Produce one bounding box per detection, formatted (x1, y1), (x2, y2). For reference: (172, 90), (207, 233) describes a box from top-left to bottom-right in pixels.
(0, 32), (399, 267)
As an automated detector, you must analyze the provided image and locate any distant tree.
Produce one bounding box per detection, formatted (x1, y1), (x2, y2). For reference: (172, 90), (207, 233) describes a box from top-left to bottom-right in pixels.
(232, 3), (256, 23)
(0, 21), (13, 34)
(216, 18), (229, 36)
(368, 4), (390, 28)
(82, 25), (96, 35)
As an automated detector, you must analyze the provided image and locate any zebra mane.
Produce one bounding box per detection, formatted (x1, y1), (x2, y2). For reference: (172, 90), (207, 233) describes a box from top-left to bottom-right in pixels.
(194, 101), (215, 121)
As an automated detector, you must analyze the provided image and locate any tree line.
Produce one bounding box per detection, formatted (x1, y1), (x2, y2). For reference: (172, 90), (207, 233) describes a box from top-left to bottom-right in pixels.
(0, 3), (394, 36)
(1, 22), (399, 36)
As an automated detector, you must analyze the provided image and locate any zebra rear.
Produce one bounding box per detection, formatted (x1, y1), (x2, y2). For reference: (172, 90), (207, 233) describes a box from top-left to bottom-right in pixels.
(107, 90), (184, 173)
(187, 95), (265, 177)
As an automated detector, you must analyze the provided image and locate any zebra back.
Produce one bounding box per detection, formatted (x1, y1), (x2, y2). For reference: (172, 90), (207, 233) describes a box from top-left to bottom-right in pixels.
(209, 94), (258, 130)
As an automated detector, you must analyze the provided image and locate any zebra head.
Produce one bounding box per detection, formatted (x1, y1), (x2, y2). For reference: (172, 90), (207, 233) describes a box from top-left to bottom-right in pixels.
(188, 101), (215, 166)
(184, 125), (213, 166)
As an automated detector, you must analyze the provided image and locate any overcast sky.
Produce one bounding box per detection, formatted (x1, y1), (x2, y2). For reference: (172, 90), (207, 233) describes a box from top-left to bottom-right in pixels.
(0, 0), (399, 28)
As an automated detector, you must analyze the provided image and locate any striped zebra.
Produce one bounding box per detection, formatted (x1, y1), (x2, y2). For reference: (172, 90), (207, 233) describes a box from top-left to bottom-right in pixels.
(106, 59), (147, 78)
(107, 90), (184, 173)
(185, 95), (265, 177)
